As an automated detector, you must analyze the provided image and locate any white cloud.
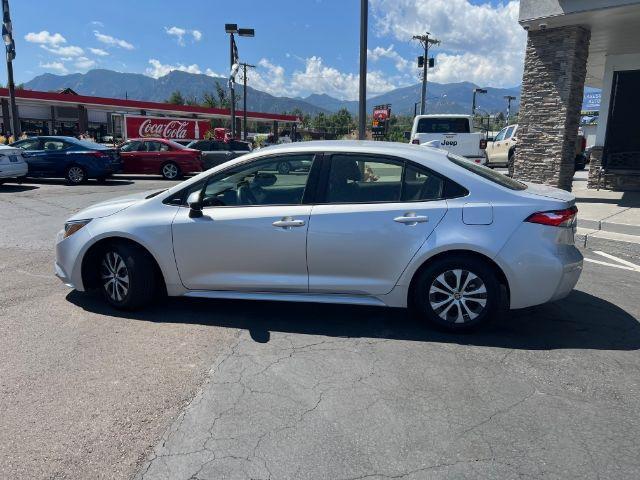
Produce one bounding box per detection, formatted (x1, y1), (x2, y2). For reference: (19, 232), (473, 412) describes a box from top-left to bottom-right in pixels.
(75, 57), (96, 69)
(367, 44), (410, 72)
(165, 26), (202, 46)
(370, 0), (526, 87)
(94, 31), (134, 50)
(89, 47), (109, 56)
(25, 31), (66, 46)
(39, 61), (68, 74)
(205, 68), (224, 78)
(145, 59), (203, 78)
(41, 44), (84, 57)
(90, 20), (105, 28)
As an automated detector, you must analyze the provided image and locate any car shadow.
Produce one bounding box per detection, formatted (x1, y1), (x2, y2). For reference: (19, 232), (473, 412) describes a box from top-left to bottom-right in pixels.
(66, 289), (640, 351)
(0, 184), (39, 192)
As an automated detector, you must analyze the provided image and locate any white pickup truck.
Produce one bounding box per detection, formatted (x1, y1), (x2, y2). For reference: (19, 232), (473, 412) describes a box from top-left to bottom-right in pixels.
(410, 114), (487, 164)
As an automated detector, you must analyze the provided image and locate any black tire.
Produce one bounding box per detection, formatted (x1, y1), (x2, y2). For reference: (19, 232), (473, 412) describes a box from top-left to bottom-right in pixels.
(277, 161), (291, 175)
(411, 256), (501, 332)
(65, 165), (87, 185)
(161, 161), (181, 180)
(98, 242), (157, 310)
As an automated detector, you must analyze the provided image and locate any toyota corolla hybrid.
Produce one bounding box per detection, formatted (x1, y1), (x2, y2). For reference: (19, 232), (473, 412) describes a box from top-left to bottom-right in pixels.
(55, 141), (583, 331)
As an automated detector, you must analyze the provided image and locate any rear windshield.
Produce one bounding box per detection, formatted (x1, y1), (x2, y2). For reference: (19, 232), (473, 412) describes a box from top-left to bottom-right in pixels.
(417, 117), (470, 134)
(447, 153), (527, 190)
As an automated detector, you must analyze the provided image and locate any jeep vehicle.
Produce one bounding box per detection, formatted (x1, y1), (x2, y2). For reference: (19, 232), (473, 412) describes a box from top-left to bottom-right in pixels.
(187, 139), (252, 170)
(410, 114), (487, 164)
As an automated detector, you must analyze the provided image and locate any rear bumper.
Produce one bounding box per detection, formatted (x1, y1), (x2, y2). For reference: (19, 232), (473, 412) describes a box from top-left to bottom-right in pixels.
(0, 162), (28, 179)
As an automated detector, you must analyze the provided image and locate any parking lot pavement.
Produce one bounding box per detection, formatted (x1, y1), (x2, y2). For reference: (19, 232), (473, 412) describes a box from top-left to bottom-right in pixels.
(2, 176), (640, 480)
(136, 268), (640, 479)
(0, 177), (239, 479)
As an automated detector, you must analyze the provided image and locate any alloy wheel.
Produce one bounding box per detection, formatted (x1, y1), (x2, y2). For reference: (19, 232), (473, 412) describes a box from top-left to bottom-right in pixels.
(162, 163), (178, 179)
(67, 166), (85, 184)
(428, 269), (487, 324)
(100, 251), (130, 302)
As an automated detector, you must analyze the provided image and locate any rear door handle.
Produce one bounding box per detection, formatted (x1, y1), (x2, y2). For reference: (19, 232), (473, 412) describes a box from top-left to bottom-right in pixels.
(273, 217), (306, 229)
(394, 213), (428, 225)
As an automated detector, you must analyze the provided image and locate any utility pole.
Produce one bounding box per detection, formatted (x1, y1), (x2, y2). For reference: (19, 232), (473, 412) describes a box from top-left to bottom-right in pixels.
(504, 95), (516, 125)
(412, 32), (440, 115)
(2, 0), (19, 136)
(240, 62), (255, 141)
(358, 0), (367, 140)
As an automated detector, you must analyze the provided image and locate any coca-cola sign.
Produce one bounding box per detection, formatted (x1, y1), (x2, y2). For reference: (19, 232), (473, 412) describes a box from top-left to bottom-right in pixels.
(125, 115), (210, 141)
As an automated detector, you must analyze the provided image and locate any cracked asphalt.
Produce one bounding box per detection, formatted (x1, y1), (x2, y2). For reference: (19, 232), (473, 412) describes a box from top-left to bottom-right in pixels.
(2, 177), (640, 480)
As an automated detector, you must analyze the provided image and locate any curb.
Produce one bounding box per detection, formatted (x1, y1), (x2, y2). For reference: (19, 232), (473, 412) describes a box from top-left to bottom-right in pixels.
(576, 227), (640, 260)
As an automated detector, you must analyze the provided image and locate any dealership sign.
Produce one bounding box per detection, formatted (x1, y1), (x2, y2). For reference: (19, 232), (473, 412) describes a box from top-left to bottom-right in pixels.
(124, 115), (210, 141)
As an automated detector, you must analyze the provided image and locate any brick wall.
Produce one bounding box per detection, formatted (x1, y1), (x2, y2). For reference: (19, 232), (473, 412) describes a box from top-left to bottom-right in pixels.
(588, 147), (640, 190)
(513, 26), (591, 191)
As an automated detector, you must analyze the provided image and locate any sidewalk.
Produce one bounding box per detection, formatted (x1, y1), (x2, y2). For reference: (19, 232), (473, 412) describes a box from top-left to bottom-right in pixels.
(572, 170), (640, 259)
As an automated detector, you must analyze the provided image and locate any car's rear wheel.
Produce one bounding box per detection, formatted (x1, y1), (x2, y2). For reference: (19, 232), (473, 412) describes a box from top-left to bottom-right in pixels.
(412, 256), (500, 332)
(66, 165), (87, 185)
(99, 242), (156, 310)
(161, 162), (181, 180)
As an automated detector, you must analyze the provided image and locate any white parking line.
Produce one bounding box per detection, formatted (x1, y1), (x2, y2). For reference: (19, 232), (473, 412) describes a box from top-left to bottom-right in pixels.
(593, 251), (640, 270)
(584, 258), (638, 272)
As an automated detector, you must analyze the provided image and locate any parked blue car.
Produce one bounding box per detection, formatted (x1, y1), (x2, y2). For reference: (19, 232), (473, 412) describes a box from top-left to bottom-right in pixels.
(10, 136), (122, 184)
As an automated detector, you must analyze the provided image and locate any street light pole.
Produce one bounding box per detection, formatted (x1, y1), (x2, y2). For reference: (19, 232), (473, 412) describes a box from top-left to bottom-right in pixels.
(2, 0), (19, 136)
(412, 32), (440, 115)
(472, 88), (487, 116)
(358, 0), (367, 140)
(225, 24), (254, 140)
(504, 95), (516, 125)
(240, 62), (255, 141)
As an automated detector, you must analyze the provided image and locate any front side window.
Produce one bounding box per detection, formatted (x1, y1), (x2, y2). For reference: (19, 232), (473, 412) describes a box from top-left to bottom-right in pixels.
(494, 128), (507, 142)
(504, 126), (515, 139)
(200, 154), (315, 207)
(14, 138), (41, 150)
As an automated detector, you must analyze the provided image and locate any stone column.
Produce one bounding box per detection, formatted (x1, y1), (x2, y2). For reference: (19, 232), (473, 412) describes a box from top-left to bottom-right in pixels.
(513, 26), (591, 191)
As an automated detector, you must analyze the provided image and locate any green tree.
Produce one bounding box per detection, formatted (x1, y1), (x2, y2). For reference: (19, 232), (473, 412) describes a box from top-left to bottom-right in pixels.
(166, 90), (185, 105)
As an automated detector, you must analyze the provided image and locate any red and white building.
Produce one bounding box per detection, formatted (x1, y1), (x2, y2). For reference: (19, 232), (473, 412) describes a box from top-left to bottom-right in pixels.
(0, 88), (299, 141)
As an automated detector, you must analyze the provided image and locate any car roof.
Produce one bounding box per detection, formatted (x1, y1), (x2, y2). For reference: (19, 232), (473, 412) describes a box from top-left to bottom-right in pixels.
(414, 114), (472, 119)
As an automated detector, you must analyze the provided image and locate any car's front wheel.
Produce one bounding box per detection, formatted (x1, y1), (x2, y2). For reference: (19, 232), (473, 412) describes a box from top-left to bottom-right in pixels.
(412, 256), (501, 331)
(99, 242), (156, 310)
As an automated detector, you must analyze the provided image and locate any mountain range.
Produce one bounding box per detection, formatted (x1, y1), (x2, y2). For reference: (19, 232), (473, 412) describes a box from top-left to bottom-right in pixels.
(24, 68), (520, 116)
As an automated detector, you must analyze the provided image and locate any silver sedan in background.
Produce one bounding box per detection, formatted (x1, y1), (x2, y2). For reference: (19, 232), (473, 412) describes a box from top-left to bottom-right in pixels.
(55, 141), (583, 332)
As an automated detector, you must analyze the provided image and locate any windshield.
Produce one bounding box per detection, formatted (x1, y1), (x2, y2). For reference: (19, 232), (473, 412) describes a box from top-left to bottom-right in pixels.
(417, 118), (470, 134)
(447, 153), (527, 190)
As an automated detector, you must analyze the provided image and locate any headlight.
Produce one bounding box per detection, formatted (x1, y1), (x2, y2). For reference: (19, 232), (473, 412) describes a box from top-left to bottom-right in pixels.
(64, 219), (92, 238)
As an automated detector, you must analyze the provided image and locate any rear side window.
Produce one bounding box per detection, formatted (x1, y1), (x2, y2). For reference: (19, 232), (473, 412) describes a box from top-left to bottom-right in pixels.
(417, 118), (470, 134)
(42, 140), (68, 151)
(448, 153), (527, 190)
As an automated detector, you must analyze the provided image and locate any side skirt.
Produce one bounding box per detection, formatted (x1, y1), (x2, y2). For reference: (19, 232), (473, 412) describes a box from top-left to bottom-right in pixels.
(183, 290), (389, 307)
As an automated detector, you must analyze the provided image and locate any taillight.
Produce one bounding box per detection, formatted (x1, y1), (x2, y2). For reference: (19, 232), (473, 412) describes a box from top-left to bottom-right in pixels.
(479, 139), (487, 150)
(525, 206), (577, 227)
(411, 138), (420, 145)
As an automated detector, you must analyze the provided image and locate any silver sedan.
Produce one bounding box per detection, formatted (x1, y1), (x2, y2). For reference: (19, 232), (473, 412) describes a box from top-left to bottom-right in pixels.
(55, 141), (583, 331)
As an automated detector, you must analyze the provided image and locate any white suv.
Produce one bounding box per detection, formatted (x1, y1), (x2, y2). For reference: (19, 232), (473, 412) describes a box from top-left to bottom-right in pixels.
(485, 124), (518, 168)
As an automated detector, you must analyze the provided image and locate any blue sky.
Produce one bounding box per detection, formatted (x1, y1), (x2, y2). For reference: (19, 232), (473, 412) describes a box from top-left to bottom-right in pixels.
(6, 0), (525, 100)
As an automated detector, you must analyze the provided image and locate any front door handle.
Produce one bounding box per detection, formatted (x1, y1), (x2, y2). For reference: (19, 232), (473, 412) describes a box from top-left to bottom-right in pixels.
(394, 212), (428, 225)
(273, 216), (306, 229)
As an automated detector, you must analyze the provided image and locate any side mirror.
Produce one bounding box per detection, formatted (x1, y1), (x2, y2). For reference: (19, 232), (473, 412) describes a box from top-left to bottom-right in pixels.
(187, 190), (203, 218)
(403, 131), (411, 141)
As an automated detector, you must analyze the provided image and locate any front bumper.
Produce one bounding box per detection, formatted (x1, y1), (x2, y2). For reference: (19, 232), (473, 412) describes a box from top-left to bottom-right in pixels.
(54, 226), (92, 291)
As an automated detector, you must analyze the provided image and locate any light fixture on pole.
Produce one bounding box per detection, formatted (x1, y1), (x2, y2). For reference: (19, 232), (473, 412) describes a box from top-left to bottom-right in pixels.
(2, 0), (19, 136)
(225, 24), (254, 139)
(504, 95), (516, 125)
(472, 88), (487, 116)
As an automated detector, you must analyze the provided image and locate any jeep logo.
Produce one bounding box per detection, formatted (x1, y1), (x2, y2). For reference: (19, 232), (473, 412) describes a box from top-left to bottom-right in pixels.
(441, 139), (458, 147)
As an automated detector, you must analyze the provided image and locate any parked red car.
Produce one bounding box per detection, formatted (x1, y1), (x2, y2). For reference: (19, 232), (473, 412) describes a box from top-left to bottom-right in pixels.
(118, 138), (203, 180)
